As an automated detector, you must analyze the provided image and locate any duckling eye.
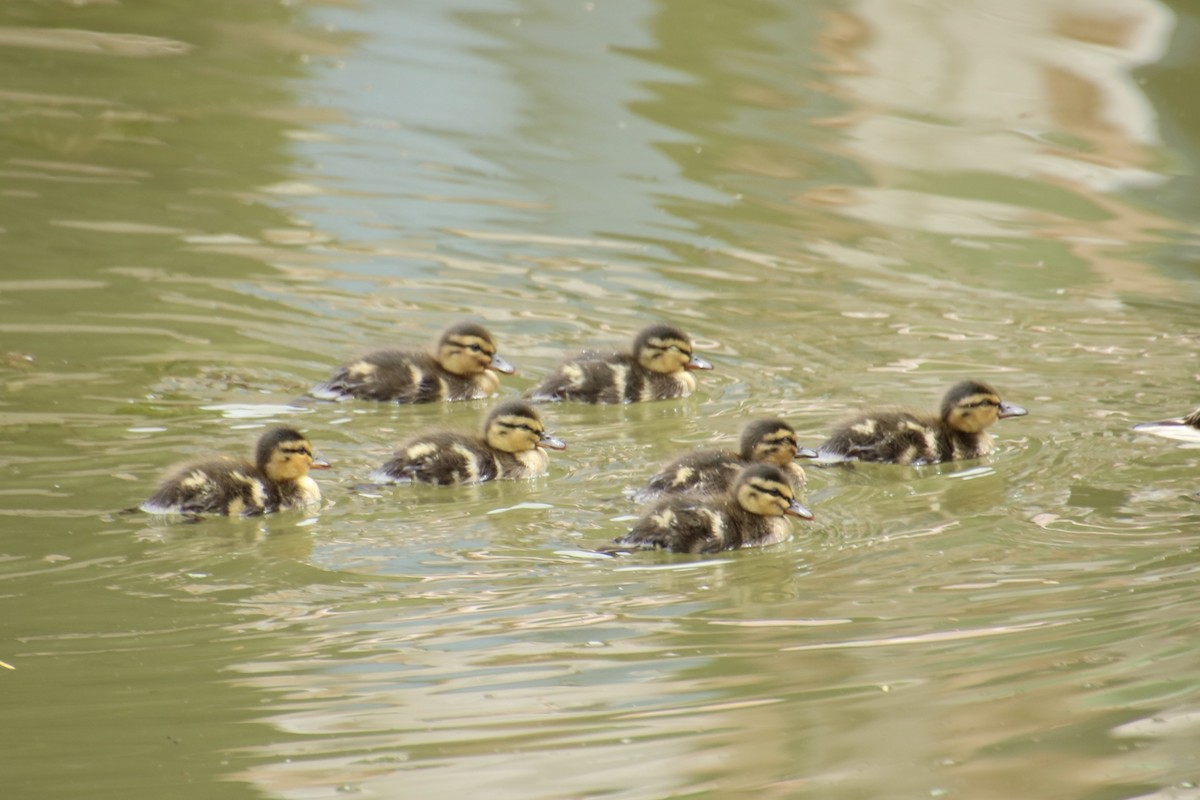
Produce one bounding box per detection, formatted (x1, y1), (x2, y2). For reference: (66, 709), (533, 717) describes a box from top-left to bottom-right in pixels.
(468, 343), (483, 353)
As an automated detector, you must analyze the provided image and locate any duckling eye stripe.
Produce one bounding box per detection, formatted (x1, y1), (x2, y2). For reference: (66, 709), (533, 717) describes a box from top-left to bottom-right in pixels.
(450, 338), (494, 354)
(646, 338), (687, 352)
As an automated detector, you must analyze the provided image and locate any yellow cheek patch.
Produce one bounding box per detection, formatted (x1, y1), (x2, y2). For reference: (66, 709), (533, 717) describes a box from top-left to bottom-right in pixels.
(755, 436), (794, 461)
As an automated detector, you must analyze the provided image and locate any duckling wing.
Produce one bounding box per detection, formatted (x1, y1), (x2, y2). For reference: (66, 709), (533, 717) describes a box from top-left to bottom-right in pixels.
(141, 458), (272, 516)
(633, 450), (742, 502)
(374, 433), (499, 485)
(818, 412), (940, 465)
(613, 500), (725, 553)
(313, 350), (445, 403)
(528, 354), (629, 403)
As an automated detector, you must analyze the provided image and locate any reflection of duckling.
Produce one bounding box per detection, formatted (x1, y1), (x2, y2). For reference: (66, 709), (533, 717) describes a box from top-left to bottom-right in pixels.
(140, 427), (329, 517)
(529, 324), (712, 404)
(1132, 407), (1200, 441)
(312, 321), (515, 403)
(817, 380), (1027, 465)
(604, 464), (813, 554)
(372, 400), (565, 485)
(631, 418), (817, 502)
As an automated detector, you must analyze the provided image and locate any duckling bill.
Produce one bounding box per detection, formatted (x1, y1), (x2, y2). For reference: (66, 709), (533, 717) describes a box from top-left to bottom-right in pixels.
(632, 418), (816, 503)
(313, 321), (514, 403)
(373, 400), (565, 485)
(817, 380), (1027, 465)
(529, 323), (711, 404)
(139, 427), (329, 518)
(603, 464), (813, 554)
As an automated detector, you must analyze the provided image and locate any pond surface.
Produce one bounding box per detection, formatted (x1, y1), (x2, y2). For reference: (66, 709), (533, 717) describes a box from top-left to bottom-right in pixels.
(4, 0), (1200, 798)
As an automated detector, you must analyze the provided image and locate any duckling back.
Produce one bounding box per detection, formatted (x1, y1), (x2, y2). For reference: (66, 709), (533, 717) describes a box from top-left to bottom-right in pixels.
(530, 324), (710, 404)
(610, 493), (796, 554)
(609, 494), (735, 553)
(817, 410), (953, 465)
(610, 464), (809, 554)
(313, 349), (493, 403)
(529, 353), (691, 404)
(140, 427), (326, 518)
(634, 418), (813, 501)
(140, 456), (277, 517)
(313, 322), (512, 404)
(373, 400), (561, 485)
(373, 431), (507, 485)
(819, 380), (1027, 464)
(630, 449), (747, 503)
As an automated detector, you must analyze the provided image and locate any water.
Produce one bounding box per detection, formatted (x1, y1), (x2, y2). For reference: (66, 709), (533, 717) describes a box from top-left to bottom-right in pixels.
(3, 0), (1200, 797)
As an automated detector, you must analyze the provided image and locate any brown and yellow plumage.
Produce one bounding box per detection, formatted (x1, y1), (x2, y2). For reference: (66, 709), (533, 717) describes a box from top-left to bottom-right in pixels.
(603, 464), (813, 554)
(529, 323), (712, 404)
(313, 321), (515, 403)
(373, 400), (566, 485)
(631, 418), (816, 502)
(817, 380), (1027, 465)
(140, 427), (329, 517)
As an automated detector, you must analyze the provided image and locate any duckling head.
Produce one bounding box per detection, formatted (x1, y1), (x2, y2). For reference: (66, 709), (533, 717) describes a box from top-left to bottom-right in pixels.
(633, 324), (712, 375)
(739, 418), (817, 466)
(257, 427), (330, 483)
(941, 380), (1028, 434)
(732, 464), (814, 519)
(484, 400), (567, 453)
(436, 321), (516, 377)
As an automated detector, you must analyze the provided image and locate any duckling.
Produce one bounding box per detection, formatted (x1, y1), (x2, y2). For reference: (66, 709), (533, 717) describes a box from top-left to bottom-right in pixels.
(817, 379), (1027, 465)
(529, 323), (712, 404)
(372, 399), (566, 485)
(312, 321), (515, 403)
(603, 464), (813, 554)
(1132, 407), (1200, 441)
(631, 418), (818, 503)
(140, 427), (329, 517)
